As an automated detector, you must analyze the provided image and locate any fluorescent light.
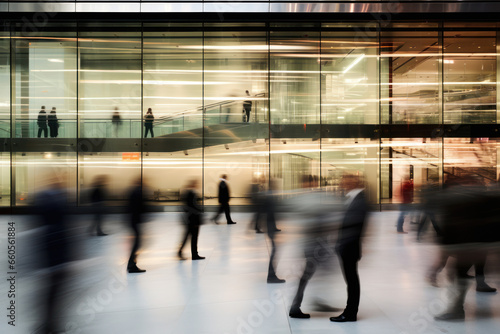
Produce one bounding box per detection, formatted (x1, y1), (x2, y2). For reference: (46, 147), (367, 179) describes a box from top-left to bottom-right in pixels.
(343, 55), (365, 74)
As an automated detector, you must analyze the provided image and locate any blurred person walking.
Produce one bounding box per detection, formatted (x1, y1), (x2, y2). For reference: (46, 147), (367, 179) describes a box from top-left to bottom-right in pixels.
(178, 179), (205, 260)
(144, 108), (154, 138)
(212, 174), (237, 224)
(249, 176), (265, 233)
(289, 175), (342, 318)
(88, 175), (109, 236)
(48, 107), (59, 138)
(37, 106), (48, 138)
(127, 177), (147, 273)
(34, 178), (73, 334)
(397, 176), (413, 233)
(265, 179), (285, 283)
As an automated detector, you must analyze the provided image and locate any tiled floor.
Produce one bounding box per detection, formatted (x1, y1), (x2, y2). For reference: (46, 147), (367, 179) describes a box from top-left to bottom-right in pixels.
(1, 211), (499, 334)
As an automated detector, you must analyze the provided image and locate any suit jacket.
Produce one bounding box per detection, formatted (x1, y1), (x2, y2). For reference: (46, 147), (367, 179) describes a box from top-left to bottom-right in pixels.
(183, 189), (202, 226)
(337, 189), (368, 260)
(218, 180), (230, 204)
(128, 185), (144, 224)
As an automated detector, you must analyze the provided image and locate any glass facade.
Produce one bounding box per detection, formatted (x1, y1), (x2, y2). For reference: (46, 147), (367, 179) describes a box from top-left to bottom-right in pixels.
(3, 21), (500, 208)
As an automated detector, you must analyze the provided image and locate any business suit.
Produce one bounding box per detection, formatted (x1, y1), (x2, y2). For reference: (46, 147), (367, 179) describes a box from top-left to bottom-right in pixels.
(213, 179), (236, 224)
(179, 188), (203, 259)
(333, 188), (368, 321)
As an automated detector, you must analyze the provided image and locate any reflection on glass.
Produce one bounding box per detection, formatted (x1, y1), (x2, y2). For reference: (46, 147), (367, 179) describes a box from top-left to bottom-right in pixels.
(271, 29), (320, 124)
(444, 138), (498, 183)
(204, 25), (269, 199)
(12, 23), (77, 138)
(0, 152), (10, 206)
(380, 138), (442, 204)
(321, 26), (378, 124)
(143, 25), (203, 137)
(321, 138), (379, 202)
(381, 30), (440, 124)
(79, 24), (141, 138)
(78, 152), (140, 205)
(0, 28), (9, 138)
(14, 152), (76, 206)
(270, 29), (320, 190)
(443, 31), (496, 124)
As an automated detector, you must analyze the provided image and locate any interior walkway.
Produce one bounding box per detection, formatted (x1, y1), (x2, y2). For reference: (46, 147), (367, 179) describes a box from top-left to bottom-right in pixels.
(1, 211), (499, 334)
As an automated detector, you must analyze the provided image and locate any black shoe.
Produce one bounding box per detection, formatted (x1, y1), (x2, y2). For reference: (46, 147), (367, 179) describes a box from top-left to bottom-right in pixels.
(397, 231), (408, 234)
(128, 267), (146, 273)
(330, 313), (357, 322)
(256, 229), (264, 234)
(434, 310), (465, 321)
(476, 282), (497, 293)
(97, 232), (108, 236)
(192, 256), (205, 260)
(267, 276), (286, 284)
(227, 221), (237, 224)
(289, 307), (310, 319)
(274, 228), (281, 232)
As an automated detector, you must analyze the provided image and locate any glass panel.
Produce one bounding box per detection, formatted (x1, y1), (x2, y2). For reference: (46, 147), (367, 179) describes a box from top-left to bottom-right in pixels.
(12, 23), (77, 138)
(443, 31), (496, 124)
(270, 29), (320, 190)
(142, 24), (203, 205)
(321, 138), (379, 203)
(0, 152), (10, 206)
(143, 24), (202, 137)
(203, 26), (269, 204)
(270, 30), (320, 124)
(79, 23), (141, 138)
(13, 152), (77, 206)
(270, 138), (320, 191)
(381, 30), (440, 124)
(0, 27), (9, 138)
(444, 138), (498, 184)
(321, 26), (378, 124)
(380, 138), (442, 204)
(78, 152), (141, 205)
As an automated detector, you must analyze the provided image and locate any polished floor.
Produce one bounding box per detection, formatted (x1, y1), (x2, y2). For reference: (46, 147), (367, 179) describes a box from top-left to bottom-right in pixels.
(1, 211), (499, 334)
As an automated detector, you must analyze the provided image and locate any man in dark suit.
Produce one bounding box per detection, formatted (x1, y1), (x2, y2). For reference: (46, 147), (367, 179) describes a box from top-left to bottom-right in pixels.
(212, 174), (236, 224)
(330, 175), (368, 323)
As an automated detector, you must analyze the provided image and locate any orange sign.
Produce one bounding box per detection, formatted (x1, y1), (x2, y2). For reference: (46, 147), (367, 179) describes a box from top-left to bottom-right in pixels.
(122, 153), (140, 161)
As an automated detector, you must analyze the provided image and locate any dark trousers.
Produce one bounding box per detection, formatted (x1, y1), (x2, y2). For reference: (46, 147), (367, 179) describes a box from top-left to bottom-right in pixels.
(45, 267), (68, 332)
(291, 256), (317, 309)
(243, 106), (251, 122)
(339, 252), (361, 316)
(213, 202), (233, 223)
(38, 125), (48, 138)
(252, 204), (262, 231)
(49, 124), (58, 138)
(89, 213), (105, 235)
(179, 224), (200, 257)
(268, 237), (277, 278)
(127, 221), (142, 269)
(145, 124), (154, 138)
